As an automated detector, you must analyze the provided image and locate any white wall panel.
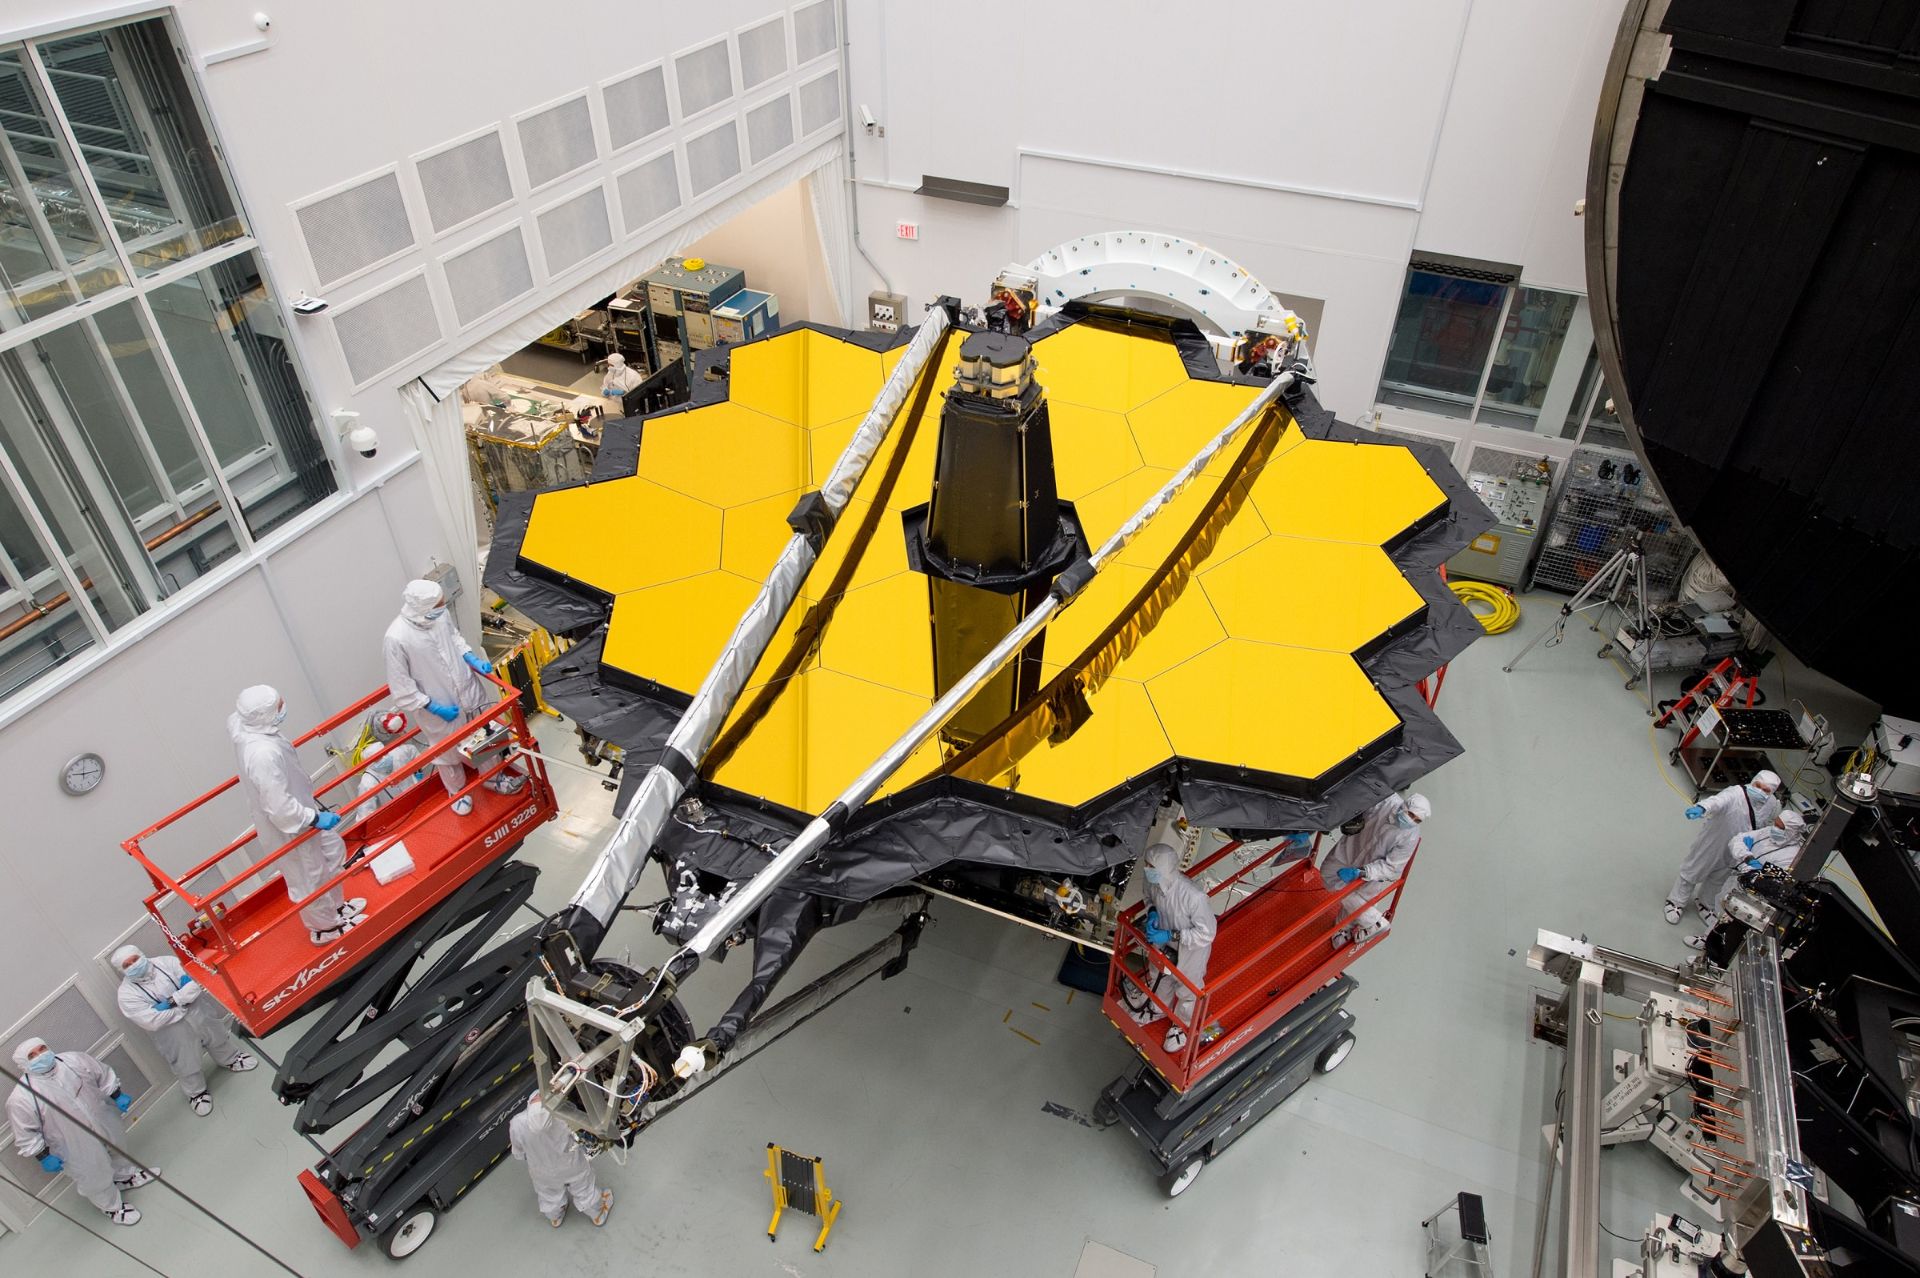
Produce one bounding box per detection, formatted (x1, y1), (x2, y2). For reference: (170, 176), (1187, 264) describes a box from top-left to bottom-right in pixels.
(687, 118), (744, 195)
(535, 183), (615, 274)
(442, 223), (535, 327)
(293, 168), (417, 288)
(746, 94), (796, 166)
(738, 14), (788, 90)
(797, 67), (840, 138)
(615, 150), (683, 234)
(843, 0), (1616, 420)
(792, 0), (836, 65)
(331, 273), (445, 386)
(516, 93), (600, 191)
(674, 37), (736, 119)
(602, 63), (672, 153)
(414, 128), (515, 237)
(1416, 0), (1617, 289)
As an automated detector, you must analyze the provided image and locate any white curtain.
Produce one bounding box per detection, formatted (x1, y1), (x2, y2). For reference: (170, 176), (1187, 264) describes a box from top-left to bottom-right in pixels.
(398, 380), (482, 640)
(806, 151), (853, 326)
(413, 139), (841, 400)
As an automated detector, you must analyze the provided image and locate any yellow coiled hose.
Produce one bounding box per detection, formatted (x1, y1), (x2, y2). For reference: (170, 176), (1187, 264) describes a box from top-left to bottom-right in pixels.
(1450, 579), (1519, 634)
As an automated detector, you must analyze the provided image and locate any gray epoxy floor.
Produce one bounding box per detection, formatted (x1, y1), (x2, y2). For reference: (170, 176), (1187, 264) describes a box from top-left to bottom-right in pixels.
(3, 591), (1877, 1276)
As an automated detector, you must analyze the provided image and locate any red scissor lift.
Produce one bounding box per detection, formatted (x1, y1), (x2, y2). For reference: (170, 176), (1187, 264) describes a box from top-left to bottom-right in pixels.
(122, 679), (557, 1037)
(1103, 833), (1418, 1092)
(1093, 834), (1421, 1195)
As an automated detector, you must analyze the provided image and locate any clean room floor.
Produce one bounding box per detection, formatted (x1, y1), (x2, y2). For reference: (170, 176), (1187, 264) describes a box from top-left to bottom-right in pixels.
(3, 591), (1877, 1276)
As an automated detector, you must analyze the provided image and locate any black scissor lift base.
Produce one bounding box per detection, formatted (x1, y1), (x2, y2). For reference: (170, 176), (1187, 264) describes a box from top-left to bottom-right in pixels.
(1093, 975), (1357, 1197)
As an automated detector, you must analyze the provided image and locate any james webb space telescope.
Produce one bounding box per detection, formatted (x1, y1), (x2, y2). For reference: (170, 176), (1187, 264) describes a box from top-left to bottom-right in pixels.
(487, 258), (1490, 1160)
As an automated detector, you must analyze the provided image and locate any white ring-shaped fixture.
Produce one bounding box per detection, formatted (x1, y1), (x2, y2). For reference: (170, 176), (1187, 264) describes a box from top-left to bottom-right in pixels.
(1023, 231), (1300, 341)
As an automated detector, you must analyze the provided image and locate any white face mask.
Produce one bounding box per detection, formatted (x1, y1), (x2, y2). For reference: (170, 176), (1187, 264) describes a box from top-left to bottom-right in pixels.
(273, 705), (289, 727)
(424, 607), (446, 621)
(1395, 812), (1417, 829)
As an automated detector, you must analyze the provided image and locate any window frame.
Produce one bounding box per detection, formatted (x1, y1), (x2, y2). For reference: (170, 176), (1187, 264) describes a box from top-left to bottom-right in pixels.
(1558, 343), (1630, 448)
(1376, 262), (1589, 439)
(0, 11), (337, 709)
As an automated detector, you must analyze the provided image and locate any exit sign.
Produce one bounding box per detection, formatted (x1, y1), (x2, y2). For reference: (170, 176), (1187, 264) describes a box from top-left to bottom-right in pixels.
(896, 221), (919, 240)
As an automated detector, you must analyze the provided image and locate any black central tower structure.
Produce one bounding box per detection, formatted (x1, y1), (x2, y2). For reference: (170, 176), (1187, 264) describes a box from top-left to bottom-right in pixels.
(904, 330), (1086, 751)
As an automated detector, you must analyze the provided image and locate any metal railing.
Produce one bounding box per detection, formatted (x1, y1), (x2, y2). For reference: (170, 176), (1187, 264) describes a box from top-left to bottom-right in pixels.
(120, 676), (542, 997)
(1110, 832), (1420, 1084)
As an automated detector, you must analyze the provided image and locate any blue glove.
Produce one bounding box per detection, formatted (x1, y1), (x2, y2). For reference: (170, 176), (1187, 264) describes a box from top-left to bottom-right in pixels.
(1684, 805), (1705, 820)
(1336, 866), (1364, 884)
(312, 809), (342, 831)
(113, 1092), (131, 1113)
(1286, 831), (1314, 848)
(464, 652), (493, 675)
(1145, 909), (1161, 932)
(1144, 923), (1173, 946)
(1741, 835), (1757, 850)
(427, 700), (460, 722)
(39, 1154), (62, 1174)
(152, 999), (175, 1012)
(179, 975), (195, 988)
(1745, 858), (1763, 870)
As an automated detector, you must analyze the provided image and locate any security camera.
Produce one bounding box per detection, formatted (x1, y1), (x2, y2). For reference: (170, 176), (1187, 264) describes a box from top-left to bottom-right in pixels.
(253, 12), (271, 31)
(291, 294), (328, 316)
(859, 103), (877, 132)
(333, 409), (377, 458)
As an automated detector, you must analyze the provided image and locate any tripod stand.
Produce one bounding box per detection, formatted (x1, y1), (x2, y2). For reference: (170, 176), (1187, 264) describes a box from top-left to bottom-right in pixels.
(1504, 532), (1656, 715)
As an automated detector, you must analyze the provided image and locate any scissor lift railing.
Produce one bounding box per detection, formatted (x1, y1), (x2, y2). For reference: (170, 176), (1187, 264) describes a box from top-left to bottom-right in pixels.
(121, 677), (557, 1036)
(1104, 833), (1420, 1092)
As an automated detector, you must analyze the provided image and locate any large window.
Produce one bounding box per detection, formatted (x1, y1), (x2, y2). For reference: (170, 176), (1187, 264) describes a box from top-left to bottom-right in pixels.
(1377, 263), (1582, 434)
(0, 17), (334, 703)
(1378, 267), (1509, 416)
(1560, 344), (1628, 450)
(1478, 288), (1579, 430)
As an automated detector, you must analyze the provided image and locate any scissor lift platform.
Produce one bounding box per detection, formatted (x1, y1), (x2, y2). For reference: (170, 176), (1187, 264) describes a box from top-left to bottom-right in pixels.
(1102, 835), (1414, 1093)
(1095, 974), (1357, 1196)
(123, 681), (557, 1036)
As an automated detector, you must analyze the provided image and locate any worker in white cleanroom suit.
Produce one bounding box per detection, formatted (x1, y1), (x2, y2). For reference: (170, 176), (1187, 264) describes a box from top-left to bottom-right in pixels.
(1665, 770), (1780, 927)
(1684, 808), (1808, 950)
(7, 1038), (155, 1225)
(111, 945), (255, 1117)
(382, 580), (519, 817)
(599, 352), (644, 417)
(508, 1092), (614, 1228)
(231, 685), (366, 944)
(1125, 841), (1219, 1054)
(356, 710), (422, 812)
(1320, 792), (1430, 949)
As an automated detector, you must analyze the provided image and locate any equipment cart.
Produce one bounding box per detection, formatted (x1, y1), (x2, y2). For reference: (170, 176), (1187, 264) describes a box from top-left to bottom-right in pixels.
(1093, 975), (1357, 1196)
(1671, 705), (1807, 799)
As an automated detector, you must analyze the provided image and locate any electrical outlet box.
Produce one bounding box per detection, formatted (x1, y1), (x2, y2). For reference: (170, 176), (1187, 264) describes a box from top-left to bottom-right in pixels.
(896, 221), (919, 240)
(424, 559), (462, 603)
(868, 291), (907, 334)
